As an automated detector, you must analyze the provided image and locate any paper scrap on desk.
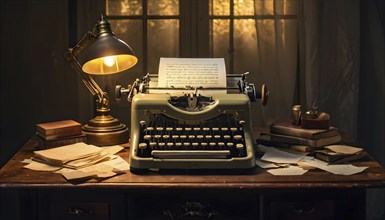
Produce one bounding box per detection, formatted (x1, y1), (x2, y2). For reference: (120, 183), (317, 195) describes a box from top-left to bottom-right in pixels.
(61, 170), (98, 181)
(101, 145), (124, 155)
(24, 161), (61, 172)
(300, 158), (368, 175)
(33, 142), (103, 165)
(267, 165), (308, 176)
(255, 158), (279, 169)
(257, 144), (271, 153)
(60, 156), (129, 181)
(325, 145), (363, 155)
(157, 58), (227, 96)
(261, 147), (306, 164)
(21, 157), (33, 164)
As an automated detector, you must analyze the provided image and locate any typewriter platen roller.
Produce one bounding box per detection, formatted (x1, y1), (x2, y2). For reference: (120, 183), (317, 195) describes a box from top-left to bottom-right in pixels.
(116, 73), (268, 172)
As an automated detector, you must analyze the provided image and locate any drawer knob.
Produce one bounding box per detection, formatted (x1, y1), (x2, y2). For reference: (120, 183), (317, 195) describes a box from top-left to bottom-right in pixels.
(163, 201), (219, 219)
(68, 207), (94, 217)
(290, 204), (318, 215)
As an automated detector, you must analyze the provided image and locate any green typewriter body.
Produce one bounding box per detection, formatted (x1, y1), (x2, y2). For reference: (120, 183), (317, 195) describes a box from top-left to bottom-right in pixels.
(129, 93), (256, 171)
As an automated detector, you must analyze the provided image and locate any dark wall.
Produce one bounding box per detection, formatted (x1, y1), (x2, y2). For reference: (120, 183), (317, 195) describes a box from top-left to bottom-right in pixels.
(0, 0), (79, 167)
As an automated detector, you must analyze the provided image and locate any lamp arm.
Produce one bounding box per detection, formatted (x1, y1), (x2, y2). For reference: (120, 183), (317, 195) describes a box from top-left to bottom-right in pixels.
(66, 31), (110, 111)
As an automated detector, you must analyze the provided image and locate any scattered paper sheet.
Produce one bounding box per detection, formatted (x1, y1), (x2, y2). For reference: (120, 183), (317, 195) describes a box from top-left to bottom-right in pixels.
(24, 161), (61, 172)
(101, 145), (124, 155)
(261, 147), (306, 164)
(325, 145), (363, 155)
(267, 165), (308, 176)
(255, 158), (279, 169)
(34, 142), (103, 165)
(157, 58), (227, 96)
(256, 144), (271, 153)
(300, 158), (368, 175)
(58, 156), (130, 181)
(21, 158), (33, 164)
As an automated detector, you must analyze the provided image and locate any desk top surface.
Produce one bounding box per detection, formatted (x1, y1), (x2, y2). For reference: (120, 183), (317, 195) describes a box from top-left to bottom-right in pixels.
(1, 136), (385, 190)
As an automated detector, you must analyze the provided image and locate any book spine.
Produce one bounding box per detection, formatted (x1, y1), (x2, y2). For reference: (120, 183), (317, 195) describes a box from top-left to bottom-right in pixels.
(37, 136), (87, 149)
(38, 125), (82, 136)
(268, 134), (318, 147)
(270, 126), (313, 139)
(37, 127), (82, 140)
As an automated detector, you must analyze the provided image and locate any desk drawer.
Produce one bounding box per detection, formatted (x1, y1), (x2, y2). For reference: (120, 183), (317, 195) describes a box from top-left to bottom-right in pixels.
(269, 200), (334, 220)
(127, 193), (259, 220)
(50, 202), (109, 220)
(37, 189), (125, 220)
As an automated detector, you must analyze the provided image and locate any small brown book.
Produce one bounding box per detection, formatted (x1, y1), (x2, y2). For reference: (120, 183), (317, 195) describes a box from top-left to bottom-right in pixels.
(36, 120), (82, 141)
(35, 133), (87, 149)
(270, 120), (338, 140)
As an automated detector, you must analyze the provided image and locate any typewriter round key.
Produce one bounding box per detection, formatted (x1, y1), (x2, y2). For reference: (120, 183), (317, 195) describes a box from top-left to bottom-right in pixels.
(154, 135), (162, 140)
(183, 142), (191, 148)
(193, 127), (201, 131)
(214, 135), (221, 139)
(196, 135), (204, 139)
(146, 127), (154, 134)
(180, 135), (187, 139)
(143, 135), (152, 140)
(149, 142), (156, 149)
(234, 135), (243, 141)
(175, 142), (183, 149)
(205, 135), (212, 139)
(236, 143), (244, 149)
(162, 135), (170, 139)
(230, 127), (238, 132)
(192, 142), (199, 148)
(201, 142), (208, 149)
(166, 127), (173, 132)
(156, 127), (164, 132)
(188, 135), (196, 139)
(223, 135), (231, 140)
(158, 142), (166, 148)
(172, 135), (179, 139)
(139, 143), (147, 149)
(167, 143), (174, 148)
(227, 142), (234, 149)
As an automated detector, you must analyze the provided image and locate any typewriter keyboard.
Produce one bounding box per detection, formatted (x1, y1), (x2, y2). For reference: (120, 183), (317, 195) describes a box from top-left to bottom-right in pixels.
(136, 114), (247, 159)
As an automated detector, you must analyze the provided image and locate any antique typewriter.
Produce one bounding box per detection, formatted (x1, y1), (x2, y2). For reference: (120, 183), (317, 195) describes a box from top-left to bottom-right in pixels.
(116, 73), (268, 172)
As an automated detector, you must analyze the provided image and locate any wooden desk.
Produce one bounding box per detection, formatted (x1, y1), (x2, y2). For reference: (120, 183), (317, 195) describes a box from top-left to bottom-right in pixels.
(1, 137), (385, 220)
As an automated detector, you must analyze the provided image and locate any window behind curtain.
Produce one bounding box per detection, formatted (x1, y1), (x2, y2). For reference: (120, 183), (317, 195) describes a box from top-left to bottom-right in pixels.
(106, 0), (298, 127)
(106, 0), (296, 74)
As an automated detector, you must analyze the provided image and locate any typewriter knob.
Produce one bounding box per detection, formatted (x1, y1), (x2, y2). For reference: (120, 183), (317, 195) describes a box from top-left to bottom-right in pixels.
(259, 84), (269, 106)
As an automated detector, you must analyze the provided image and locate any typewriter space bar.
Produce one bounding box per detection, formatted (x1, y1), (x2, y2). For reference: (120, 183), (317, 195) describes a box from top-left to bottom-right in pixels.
(151, 150), (230, 159)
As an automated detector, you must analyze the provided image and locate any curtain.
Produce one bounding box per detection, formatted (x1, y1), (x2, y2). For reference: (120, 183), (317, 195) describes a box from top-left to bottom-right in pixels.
(298, 0), (360, 137)
(359, 1), (385, 220)
(253, 0), (299, 126)
(298, 1), (384, 219)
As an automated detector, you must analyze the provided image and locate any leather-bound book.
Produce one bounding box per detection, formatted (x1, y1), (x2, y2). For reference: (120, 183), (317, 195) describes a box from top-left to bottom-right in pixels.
(36, 120), (82, 141)
(270, 120), (338, 140)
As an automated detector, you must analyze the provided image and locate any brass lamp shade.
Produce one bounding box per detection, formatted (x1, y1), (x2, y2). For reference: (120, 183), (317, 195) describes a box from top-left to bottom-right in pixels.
(80, 17), (138, 75)
(66, 15), (138, 146)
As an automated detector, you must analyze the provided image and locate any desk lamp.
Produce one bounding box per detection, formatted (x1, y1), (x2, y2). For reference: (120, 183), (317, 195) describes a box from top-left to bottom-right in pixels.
(66, 15), (138, 146)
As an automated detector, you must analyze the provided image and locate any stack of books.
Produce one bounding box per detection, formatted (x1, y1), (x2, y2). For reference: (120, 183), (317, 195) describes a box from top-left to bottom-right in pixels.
(36, 120), (86, 149)
(257, 120), (342, 152)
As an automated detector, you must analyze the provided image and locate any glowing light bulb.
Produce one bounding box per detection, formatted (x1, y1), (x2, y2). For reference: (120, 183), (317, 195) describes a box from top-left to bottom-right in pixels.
(103, 56), (116, 67)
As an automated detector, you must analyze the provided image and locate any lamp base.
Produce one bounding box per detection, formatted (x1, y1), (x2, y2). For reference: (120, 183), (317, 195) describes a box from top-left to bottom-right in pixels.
(82, 115), (129, 146)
